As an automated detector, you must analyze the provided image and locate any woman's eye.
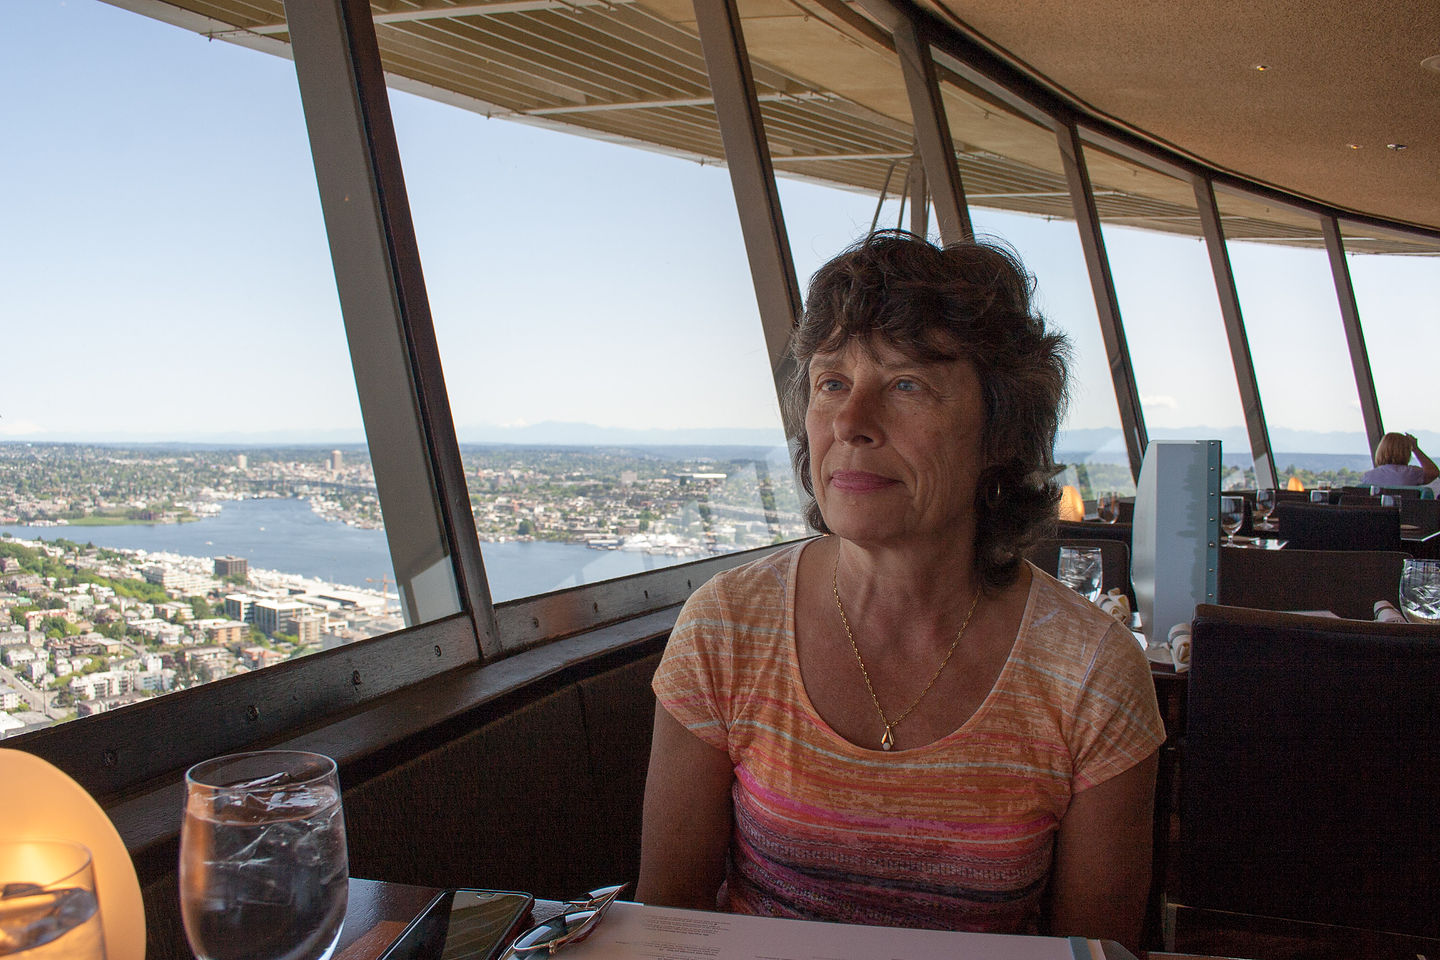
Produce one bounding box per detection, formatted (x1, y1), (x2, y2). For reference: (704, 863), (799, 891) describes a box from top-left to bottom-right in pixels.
(894, 378), (920, 392)
(817, 378), (844, 392)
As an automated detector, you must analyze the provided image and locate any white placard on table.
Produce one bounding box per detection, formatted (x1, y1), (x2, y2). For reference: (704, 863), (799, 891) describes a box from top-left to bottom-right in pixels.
(556, 902), (1130, 960)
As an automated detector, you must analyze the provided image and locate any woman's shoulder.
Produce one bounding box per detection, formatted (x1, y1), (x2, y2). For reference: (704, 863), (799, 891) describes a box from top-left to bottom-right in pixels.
(1364, 463), (1424, 484)
(1016, 562), (1143, 674)
(670, 541), (807, 648)
(689, 540), (806, 610)
(659, 542), (805, 708)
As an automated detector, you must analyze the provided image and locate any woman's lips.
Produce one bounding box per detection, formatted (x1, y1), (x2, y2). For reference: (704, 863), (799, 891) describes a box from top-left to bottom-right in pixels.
(829, 470), (898, 492)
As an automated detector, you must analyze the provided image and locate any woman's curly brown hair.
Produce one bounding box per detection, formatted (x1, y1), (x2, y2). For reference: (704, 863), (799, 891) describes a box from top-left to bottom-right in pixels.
(786, 230), (1070, 593)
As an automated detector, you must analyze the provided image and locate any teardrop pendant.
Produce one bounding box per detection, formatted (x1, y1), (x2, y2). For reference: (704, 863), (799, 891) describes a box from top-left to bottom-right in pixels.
(880, 726), (894, 751)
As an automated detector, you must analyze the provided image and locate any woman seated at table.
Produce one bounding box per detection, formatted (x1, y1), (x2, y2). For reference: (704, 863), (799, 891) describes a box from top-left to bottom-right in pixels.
(1361, 431), (1438, 487)
(637, 232), (1164, 949)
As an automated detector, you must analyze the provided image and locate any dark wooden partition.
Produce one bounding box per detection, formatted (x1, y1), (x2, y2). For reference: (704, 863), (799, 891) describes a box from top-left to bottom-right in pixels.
(126, 637), (665, 960)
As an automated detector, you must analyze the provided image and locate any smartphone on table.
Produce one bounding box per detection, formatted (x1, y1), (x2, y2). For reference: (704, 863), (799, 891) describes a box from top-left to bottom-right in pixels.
(377, 889), (534, 960)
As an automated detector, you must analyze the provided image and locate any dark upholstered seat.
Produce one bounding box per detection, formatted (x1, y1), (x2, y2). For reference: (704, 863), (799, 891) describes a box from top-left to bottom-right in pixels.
(1274, 501), (1402, 551)
(1053, 518), (1132, 546)
(1217, 547), (1406, 621)
(1179, 605), (1440, 939)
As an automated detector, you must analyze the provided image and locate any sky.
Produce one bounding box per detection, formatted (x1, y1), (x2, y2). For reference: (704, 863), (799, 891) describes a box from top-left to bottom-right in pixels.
(3, 0), (1436, 455)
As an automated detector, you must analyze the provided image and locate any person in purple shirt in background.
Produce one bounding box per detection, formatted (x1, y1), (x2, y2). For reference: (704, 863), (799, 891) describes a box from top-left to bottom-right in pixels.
(1361, 432), (1439, 487)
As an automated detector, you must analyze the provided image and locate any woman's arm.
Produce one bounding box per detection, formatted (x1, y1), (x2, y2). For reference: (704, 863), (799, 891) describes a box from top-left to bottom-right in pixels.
(636, 703), (735, 909)
(1046, 751), (1159, 952)
(1408, 435), (1439, 483)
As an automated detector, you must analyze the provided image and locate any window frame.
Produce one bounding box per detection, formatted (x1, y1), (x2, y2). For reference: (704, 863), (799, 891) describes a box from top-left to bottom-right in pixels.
(13, 0), (1440, 810)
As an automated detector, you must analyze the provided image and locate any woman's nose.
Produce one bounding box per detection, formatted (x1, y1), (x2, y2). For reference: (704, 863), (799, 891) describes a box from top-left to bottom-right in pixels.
(833, 387), (882, 445)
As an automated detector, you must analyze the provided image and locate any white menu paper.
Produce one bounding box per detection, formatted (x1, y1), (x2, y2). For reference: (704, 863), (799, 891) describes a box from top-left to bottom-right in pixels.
(556, 902), (1114, 960)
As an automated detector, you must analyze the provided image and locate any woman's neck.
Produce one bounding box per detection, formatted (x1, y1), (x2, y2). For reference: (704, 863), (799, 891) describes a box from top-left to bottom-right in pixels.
(830, 536), (984, 639)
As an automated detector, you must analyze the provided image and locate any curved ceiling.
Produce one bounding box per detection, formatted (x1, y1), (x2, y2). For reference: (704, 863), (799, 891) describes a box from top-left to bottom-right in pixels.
(925, 0), (1440, 233)
(111, 0), (1440, 251)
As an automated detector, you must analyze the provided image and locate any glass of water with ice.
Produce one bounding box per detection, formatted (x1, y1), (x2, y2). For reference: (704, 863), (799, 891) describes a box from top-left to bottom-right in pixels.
(1398, 559), (1440, 624)
(180, 751), (348, 960)
(1057, 546), (1104, 602)
(0, 840), (105, 960)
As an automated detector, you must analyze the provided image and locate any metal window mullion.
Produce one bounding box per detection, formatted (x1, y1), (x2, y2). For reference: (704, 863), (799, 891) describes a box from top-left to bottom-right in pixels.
(283, 0), (500, 658)
(907, 155), (929, 238)
(691, 0), (804, 437)
(1193, 178), (1277, 489)
(858, 0), (970, 242)
(1056, 122), (1147, 481)
(1322, 216), (1385, 454)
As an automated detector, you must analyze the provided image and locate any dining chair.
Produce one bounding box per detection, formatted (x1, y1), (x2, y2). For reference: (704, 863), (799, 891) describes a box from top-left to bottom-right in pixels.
(1273, 501), (1402, 551)
(1216, 547), (1405, 620)
(1380, 485), (1433, 501)
(1400, 496), (1440, 535)
(1053, 518), (1132, 546)
(1173, 605), (1440, 946)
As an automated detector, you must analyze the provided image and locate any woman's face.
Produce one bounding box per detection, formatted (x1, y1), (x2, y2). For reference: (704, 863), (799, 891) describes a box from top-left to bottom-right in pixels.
(805, 338), (988, 552)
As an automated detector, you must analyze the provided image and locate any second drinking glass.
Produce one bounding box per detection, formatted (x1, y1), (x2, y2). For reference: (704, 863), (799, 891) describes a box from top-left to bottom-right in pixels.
(180, 750), (348, 960)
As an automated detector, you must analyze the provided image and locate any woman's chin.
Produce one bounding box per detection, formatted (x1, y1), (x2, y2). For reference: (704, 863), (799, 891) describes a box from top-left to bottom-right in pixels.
(823, 515), (913, 548)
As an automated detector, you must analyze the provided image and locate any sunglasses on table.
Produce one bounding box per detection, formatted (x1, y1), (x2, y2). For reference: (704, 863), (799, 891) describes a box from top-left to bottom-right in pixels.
(500, 883), (628, 958)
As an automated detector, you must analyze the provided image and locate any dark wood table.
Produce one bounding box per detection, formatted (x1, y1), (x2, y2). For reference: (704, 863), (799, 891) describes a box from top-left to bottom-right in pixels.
(334, 878), (442, 960)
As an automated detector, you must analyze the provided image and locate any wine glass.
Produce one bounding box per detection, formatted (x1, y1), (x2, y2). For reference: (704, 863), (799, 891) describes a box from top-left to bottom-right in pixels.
(1398, 559), (1440, 623)
(1057, 546), (1104, 602)
(1253, 488), (1276, 527)
(180, 751), (349, 960)
(1219, 495), (1245, 544)
(0, 840), (106, 960)
(1095, 491), (1120, 524)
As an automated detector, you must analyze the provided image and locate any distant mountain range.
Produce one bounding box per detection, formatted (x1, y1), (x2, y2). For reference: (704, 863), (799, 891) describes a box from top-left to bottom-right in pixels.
(11, 421), (1436, 463)
(1057, 424), (1398, 457)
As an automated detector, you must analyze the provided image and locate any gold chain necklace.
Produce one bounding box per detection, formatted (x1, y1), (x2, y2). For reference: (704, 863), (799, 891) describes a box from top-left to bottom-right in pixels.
(832, 553), (981, 751)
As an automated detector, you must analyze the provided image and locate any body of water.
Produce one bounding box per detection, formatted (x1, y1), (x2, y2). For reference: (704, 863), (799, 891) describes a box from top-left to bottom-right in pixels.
(0, 498), (690, 602)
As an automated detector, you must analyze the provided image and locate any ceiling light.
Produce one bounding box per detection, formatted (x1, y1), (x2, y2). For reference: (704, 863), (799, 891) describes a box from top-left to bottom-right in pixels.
(1347, 143), (1362, 150)
(1254, 64), (1269, 71)
(1387, 143), (1408, 151)
(1422, 54), (1440, 73)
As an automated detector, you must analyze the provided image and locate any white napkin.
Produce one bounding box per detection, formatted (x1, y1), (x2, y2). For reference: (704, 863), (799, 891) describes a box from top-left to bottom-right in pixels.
(1097, 588), (1131, 624)
(1167, 622), (1192, 672)
(1374, 600), (1406, 623)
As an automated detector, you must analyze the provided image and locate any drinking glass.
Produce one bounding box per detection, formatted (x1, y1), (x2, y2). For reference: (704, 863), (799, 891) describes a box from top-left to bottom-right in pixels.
(1219, 495), (1245, 543)
(1398, 559), (1440, 623)
(1095, 491), (1120, 524)
(0, 840), (105, 960)
(1253, 488), (1276, 525)
(1057, 546), (1103, 602)
(181, 751), (348, 960)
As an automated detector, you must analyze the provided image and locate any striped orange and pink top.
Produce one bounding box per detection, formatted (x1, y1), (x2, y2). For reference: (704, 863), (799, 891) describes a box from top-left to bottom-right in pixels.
(652, 540), (1164, 933)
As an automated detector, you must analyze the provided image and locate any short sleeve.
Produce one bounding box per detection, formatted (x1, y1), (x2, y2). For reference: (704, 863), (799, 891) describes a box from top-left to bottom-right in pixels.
(1068, 622), (1165, 791)
(652, 581), (734, 753)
